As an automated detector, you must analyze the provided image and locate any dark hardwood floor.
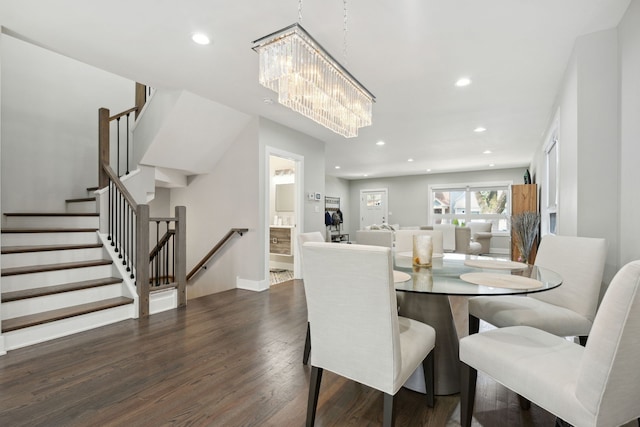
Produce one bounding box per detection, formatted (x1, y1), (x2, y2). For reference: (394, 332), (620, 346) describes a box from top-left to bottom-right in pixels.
(0, 280), (616, 426)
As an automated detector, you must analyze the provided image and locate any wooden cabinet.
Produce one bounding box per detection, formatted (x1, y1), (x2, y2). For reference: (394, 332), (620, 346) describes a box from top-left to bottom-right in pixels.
(511, 184), (538, 263)
(270, 227), (292, 255)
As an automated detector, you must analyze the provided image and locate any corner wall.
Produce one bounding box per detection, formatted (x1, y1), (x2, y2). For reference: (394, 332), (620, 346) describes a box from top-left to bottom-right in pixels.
(169, 118), (261, 298)
(0, 34), (133, 213)
(618, 0), (640, 265)
(533, 27), (622, 283)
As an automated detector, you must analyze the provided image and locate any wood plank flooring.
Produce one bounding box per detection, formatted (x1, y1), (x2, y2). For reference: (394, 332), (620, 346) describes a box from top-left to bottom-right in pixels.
(0, 280), (630, 426)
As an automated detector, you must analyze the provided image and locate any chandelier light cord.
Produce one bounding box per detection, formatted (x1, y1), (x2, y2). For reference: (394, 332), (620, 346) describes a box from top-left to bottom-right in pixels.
(343, 0), (348, 66)
(298, 0), (303, 23)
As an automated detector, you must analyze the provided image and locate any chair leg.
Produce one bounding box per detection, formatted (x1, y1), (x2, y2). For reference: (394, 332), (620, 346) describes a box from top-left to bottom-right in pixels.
(423, 350), (435, 408)
(460, 362), (477, 427)
(469, 314), (480, 335)
(383, 393), (395, 427)
(303, 322), (311, 365)
(578, 336), (588, 346)
(306, 366), (323, 427)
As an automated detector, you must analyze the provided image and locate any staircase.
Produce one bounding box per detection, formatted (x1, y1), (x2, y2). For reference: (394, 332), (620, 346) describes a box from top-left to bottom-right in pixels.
(1, 189), (135, 351)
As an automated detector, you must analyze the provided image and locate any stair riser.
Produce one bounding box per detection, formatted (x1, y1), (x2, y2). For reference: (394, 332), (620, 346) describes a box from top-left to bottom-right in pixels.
(66, 201), (97, 214)
(2, 284), (124, 320)
(2, 265), (115, 292)
(4, 216), (99, 229)
(2, 304), (134, 351)
(1, 248), (106, 268)
(1, 231), (100, 246)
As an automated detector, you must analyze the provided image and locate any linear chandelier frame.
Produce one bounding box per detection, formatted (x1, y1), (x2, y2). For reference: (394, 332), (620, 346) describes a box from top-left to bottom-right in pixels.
(252, 23), (375, 138)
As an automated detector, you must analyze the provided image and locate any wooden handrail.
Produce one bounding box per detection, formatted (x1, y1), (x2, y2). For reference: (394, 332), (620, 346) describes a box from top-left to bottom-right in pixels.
(101, 164), (138, 209)
(149, 229), (175, 260)
(187, 228), (248, 281)
(109, 106), (138, 121)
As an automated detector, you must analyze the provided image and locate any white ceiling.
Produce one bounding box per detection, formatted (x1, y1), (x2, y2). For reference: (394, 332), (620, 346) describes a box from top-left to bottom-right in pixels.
(0, 0), (631, 179)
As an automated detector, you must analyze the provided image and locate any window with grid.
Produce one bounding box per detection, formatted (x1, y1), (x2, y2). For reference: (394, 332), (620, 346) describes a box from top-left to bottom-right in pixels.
(429, 183), (511, 232)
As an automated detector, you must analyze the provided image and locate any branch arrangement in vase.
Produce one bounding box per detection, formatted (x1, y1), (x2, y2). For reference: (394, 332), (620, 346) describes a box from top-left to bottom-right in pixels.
(511, 211), (540, 262)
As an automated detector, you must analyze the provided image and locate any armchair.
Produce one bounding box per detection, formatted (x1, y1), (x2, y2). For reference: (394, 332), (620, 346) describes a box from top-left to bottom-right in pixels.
(459, 260), (640, 427)
(467, 222), (492, 254)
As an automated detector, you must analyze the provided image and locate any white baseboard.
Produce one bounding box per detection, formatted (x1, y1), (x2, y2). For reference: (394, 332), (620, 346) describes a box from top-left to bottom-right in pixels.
(150, 289), (178, 314)
(236, 277), (269, 292)
(0, 336), (6, 356)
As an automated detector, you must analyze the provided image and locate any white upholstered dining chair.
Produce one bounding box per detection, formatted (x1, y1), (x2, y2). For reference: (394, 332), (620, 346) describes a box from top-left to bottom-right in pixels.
(302, 242), (436, 427)
(468, 235), (607, 344)
(297, 231), (326, 365)
(459, 259), (640, 427)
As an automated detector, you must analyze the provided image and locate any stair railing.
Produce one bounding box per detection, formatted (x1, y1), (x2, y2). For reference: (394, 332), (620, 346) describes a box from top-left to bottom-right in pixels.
(99, 100), (186, 317)
(187, 228), (249, 281)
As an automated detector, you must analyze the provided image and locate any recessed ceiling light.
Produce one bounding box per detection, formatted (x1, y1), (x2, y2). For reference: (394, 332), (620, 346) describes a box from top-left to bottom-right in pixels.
(407, 158), (414, 162)
(263, 98), (274, 105)
(483, 150), (492, 154)
(474, 127), (487, 133)
(455, 77), (472, 87)
(192, 33), (211, 45)
(489, 163), (495, 167)
(335, 166), (341, 169)
(363, 174), (369, 177)
(376, 141), (385, 146)
(426, 169), (432, 172)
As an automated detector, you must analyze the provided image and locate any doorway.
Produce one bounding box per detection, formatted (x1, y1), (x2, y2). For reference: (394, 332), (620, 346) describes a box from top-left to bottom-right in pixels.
(266, 148), (303, 286)
(359, 188), (388, 229)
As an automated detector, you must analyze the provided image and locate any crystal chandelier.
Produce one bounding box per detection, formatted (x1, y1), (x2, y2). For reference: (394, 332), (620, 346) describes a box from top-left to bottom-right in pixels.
(252, 23), (375, 138)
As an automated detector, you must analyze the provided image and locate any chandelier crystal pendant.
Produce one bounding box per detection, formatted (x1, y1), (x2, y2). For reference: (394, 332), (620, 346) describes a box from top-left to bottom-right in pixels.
(252, 23), (375, 138)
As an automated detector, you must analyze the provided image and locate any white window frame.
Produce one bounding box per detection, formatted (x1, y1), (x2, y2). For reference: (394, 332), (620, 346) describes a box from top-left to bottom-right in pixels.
(544, 132), (559, 235)
(428, 181), (512, 232)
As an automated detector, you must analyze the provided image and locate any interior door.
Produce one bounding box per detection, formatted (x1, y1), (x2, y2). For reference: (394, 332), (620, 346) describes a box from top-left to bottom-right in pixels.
(360, 189), (388, 229)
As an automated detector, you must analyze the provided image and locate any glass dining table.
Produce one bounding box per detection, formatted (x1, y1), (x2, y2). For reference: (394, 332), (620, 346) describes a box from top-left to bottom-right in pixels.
(393, 252), (563, 395)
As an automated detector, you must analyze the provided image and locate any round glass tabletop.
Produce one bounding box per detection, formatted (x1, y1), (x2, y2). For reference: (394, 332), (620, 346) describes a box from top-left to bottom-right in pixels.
(394, 253), (562, 296)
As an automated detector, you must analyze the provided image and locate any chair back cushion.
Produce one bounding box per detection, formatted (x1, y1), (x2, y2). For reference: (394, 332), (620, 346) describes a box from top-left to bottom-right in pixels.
(298, 231), (325, 245)
(302, 242), (400, 392)
(355, 230), (394, 248)
(395, 229), (443, 254)
(531, 235), (606, 321)
(433, 224), (456, 251)
(454, 226), (472, 253)
(468, 222), (492, 236)
(576, 260), (640, 425)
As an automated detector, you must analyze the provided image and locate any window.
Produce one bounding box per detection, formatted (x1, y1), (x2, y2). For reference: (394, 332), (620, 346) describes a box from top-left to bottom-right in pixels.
(429, 183), (511, 232)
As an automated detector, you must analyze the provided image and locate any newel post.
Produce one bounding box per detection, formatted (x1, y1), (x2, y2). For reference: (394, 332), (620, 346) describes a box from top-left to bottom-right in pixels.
(136, 204), (150, 317)
(135, 83), (146, 119)
(175, 206), (187, 308)
(98, 108), (110, 189)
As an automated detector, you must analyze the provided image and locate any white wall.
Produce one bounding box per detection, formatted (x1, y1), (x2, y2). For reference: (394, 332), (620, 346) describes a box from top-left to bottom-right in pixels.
(347, 168), (525, 234)
(167, 117), (325, 297)
(533, 28), (622, 283)
(169, 118), (261, 298)
(0, 34), (133, 213)
(259, 119), (326, 236)
(0, 30), (5, 356)
(619, 0), (640, 265)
